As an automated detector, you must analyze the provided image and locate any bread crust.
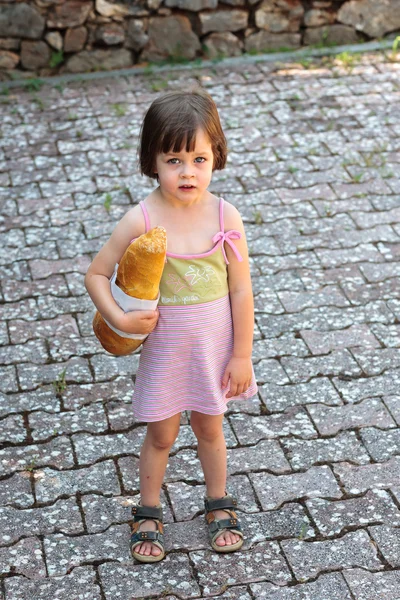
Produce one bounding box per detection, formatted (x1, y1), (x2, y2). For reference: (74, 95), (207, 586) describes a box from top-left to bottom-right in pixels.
(92, 226), (167, 356)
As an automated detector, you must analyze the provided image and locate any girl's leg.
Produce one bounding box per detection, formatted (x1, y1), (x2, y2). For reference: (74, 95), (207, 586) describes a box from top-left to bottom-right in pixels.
(190, 411), (241, 548)
(134, 413), (181, 557)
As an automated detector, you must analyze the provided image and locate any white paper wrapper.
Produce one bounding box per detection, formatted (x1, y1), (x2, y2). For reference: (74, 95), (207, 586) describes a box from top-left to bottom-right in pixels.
(103, 264), (160, 341)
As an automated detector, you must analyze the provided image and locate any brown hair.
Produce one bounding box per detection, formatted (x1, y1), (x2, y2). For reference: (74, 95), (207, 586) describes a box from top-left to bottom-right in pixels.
(139, 88), (227, 179)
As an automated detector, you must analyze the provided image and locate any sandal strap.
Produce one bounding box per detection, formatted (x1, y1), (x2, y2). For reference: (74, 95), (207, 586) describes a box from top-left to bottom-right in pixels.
(208, 517), (242, 535)
(204, 496), (238, 512)
(131, 504), (163, 522)
(131, 529), (165, 546)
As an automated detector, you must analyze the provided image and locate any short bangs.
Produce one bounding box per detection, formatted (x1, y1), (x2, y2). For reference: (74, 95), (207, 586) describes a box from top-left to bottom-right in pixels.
(139, 89), (227, 179)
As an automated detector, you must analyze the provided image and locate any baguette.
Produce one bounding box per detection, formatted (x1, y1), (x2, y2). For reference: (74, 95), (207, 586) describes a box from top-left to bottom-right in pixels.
(93, 226), (167, 355)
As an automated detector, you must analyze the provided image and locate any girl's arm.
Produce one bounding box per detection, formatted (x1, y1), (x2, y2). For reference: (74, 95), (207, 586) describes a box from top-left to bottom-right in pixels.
(85, 204), (159, 335)
(221, 201), (255, 398)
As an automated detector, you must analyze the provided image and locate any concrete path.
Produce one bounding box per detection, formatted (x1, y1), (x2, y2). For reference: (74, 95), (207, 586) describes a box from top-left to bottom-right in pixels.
(1, 49), (400, 599)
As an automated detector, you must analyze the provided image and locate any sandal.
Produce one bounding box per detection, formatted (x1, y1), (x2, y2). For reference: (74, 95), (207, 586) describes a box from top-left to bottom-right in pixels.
(204, 495), (244, 553)
(130, 504), (165, 563)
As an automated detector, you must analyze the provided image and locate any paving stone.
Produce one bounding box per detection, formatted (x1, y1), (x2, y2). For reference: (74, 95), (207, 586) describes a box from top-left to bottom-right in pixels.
(37, 294), (93, 319)
(251, 573), (352, 599)
(165, 449), (204, 484)
(383, 395), (400, 425)
(29, 403), (108, 441)
(17, 357), (93, 391)
(252, 333), (309, 360)
(8, 315), (79, 345)
(191, 542), (291, 594)
(353, 347), (400, 376)
(0, 472), (34, 508)
(0, 366), (18, 393)
(254, 358), (290, 384)
(4, 567), (102, 600)
(0, 436), (74, 477)
(360, 426), (400, 462)
(320, 301), (396, 330)
(230, 408), (317, 444)
(344, 567), (400, 600)
(278, 286), (349, 313)
(307, 489), (400, 536)
(307, 398), (396, 435)
(342, 278), (400, 306)
(334, 456), (400, 493)
(283, 431), (370, 469)
(99, 554), (201, 599)
(82, 494), (138, 533)
(250, 465), (341, 510)
(0, 387), (60, 417)
(282, 529), (382, 580)
(0, 340), (48, 366)
(117, 455), (141, 492)
(227, 439), (291, 474)
(3, 274), (70, 303)
(0, 497), (83, 545)
(372, 323), (400, 347)
(90, 352), (140, 382)
(282, 349), (362, 383)
(301, 324), (380, 355)
(0, 414), (27, 444)
(34, 460), (120, 503)
(333, 368), (400, 404)
(106, 399), (137, 431)
(167, 475), (259, 521)
(259, 378), (342, 412)
(62, 376), (133, 410)
(369, 524), (400, 566)
(0, 536), (46, 579)
(44, 524), (130, 576)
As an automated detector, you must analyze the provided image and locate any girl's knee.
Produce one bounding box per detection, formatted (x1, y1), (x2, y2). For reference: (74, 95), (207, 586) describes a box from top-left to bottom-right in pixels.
(146, 419), (180, 450)
(191, 413), (224, 443)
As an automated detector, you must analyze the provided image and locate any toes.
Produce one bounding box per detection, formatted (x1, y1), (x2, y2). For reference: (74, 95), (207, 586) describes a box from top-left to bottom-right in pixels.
(151, 545), (161, 556)
(215, 535), (226, 546)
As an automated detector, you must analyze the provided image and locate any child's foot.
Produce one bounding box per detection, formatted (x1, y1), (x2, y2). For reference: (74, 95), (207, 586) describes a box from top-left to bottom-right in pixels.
(204, 495), (244, 553)
(133, 519), (162, 557)
(130, 505), (165, 562)
(211, 509), (242, 548)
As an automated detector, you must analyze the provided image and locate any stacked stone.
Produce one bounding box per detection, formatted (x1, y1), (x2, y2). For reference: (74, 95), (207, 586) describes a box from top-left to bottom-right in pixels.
(0, 0), (399, 75)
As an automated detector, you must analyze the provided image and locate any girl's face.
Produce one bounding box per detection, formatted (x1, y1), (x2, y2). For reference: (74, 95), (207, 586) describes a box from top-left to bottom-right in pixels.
(154, 128), (214, 206)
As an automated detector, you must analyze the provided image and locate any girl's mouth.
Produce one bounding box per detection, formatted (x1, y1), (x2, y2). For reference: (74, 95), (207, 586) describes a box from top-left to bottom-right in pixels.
(179, 185), (195, 189)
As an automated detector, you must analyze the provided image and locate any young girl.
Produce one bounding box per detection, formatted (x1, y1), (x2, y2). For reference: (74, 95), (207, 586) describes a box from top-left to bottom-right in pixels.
(85, 88), (258, 563)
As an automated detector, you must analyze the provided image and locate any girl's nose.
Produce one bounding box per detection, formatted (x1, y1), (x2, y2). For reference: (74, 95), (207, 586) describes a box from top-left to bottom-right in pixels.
(181, 163), (194, 177)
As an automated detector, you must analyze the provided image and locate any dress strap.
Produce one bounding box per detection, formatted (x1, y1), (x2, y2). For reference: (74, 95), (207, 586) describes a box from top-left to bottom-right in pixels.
(139, 201), (150, 233)
(213, 197), (243, 265)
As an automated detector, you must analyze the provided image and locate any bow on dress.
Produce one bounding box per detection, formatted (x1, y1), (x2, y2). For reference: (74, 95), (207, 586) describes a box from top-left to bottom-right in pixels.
(212, 230), (243, 265)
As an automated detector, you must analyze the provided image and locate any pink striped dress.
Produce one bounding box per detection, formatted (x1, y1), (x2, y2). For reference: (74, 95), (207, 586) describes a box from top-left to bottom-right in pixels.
(132, 197), (258, 422)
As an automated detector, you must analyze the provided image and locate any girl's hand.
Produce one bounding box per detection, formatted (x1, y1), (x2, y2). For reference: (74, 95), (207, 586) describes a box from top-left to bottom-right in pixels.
(222, 357), (253, 399)
(116, 309), (159, 335)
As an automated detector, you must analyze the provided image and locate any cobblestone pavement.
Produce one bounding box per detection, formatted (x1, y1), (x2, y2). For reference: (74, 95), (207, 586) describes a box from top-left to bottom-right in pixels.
(1, 49), (400, 599)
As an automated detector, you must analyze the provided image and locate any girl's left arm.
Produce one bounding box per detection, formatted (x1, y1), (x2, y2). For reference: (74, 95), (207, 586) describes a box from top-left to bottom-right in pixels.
(222, 202), (255, 399)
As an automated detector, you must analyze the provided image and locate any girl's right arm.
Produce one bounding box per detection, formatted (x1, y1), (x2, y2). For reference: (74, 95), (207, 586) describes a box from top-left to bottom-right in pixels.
(84, 204), (159, 335)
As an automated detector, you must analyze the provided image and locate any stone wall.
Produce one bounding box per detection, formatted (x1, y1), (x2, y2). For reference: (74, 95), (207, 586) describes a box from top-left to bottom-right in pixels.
(0, 0), (399, 76)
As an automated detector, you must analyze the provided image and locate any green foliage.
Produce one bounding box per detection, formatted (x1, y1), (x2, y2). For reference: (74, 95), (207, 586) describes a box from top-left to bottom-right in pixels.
(104, 193), (112, 212)
(53, 368), (67, 394)
(25, 78), (44, 92)
(0, 87), (10, 96)
(112, 103), (127, 117)
(253, 210), (263, 225)
(151, 79), (169, 92)
(49, 50), (64, 68)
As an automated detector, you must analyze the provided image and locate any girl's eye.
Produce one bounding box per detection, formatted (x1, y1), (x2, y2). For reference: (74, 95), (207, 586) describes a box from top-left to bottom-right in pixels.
(195, 157), (206, 163)
(168, 158), (180, 164)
